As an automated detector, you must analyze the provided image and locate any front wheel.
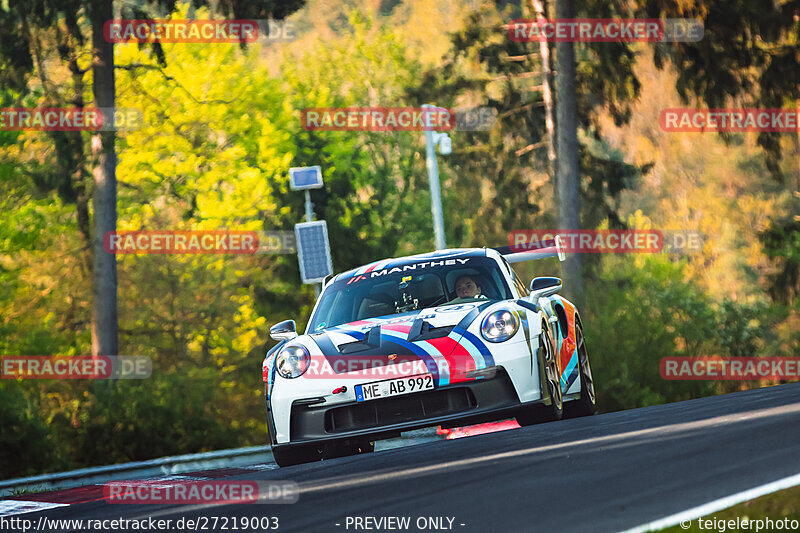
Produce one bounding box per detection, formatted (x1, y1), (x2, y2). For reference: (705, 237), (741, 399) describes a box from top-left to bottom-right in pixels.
(517, 321), (563, 426)
(563, 323), (596, 418)
(272, 443), (324, 467)
(322, 439), (375, 459)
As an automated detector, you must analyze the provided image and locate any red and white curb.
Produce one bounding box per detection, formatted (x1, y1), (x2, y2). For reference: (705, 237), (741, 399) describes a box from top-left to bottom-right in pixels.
(0, 464), (276, 517)
(0, 500), (68, 516)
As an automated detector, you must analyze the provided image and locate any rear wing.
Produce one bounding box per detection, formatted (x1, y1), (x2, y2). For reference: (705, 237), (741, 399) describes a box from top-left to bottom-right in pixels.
(494, 235), (566, 263)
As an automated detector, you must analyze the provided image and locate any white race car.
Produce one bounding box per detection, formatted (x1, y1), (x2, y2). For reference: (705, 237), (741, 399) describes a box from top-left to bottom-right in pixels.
(262, 244), (596, 466)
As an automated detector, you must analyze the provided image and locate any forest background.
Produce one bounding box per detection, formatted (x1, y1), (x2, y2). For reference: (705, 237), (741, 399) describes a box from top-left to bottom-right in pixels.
(1, 0), (798, 479)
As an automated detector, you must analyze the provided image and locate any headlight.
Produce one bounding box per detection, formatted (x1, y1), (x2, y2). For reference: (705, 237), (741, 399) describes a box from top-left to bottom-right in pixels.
(275, 345), (310, 378)
(481, 309), (519, 343)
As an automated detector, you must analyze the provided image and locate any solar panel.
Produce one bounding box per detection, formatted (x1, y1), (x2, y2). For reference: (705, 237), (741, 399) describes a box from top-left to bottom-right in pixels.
(289, 166), (323, 190)
(294, 221), (333, 283)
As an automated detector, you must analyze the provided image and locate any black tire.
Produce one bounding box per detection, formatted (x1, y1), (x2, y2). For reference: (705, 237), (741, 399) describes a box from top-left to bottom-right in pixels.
(272, 439), (374, 467)
(563, 323), (597, 418)
(323, 439), (375, 459)
(517, 321), (563, 426)
(265, 387), (317, 467)
(350, 439), (375, 455)
(266, 384), (324, 468)
(272, 443), (324, 467)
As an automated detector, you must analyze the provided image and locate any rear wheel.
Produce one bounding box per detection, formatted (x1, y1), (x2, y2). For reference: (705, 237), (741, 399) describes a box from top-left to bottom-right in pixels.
(517, 321), (563, 426)
(563, 323), (596, 418)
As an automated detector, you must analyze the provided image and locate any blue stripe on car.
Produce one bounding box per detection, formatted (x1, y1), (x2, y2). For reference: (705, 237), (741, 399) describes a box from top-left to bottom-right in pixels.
(560, 348), (579, 390)
(378, 329), (445, 385)
(451, 327), (495, 368)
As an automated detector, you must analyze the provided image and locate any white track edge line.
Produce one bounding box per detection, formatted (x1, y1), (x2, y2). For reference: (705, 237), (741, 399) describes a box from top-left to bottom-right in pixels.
(620, 471), (800, 533)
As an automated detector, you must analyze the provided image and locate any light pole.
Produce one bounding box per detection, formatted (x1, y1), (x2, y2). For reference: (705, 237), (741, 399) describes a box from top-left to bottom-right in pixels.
(422, 104), (452, 251)
(304, 188), (319, 299)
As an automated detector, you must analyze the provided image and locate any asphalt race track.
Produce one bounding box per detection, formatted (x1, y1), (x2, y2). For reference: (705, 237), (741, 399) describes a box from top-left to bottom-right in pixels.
(10, 383), (800, 533)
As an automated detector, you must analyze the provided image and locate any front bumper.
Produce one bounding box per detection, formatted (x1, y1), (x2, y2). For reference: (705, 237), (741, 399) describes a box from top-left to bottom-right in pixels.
(269, 368), (536, 446)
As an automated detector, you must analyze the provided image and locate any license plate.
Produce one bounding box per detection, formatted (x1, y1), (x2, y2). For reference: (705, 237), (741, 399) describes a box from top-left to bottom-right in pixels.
(355, 374), (434, 402)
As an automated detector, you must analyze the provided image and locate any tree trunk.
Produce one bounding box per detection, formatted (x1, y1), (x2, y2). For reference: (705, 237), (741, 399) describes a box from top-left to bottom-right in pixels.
(89, 0), (118, 356)
(531, 0), (556, 181)
(796, 97), (800, 193)
(554, 0), (584, 306)
(67, 46), (92, 274)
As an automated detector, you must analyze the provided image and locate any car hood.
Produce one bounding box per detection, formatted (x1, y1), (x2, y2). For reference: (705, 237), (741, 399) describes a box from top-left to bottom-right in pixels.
(301, 301), (498, 386)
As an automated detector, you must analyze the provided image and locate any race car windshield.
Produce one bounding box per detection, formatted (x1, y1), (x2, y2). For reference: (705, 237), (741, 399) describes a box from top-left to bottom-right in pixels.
(307, 256), (512, 332)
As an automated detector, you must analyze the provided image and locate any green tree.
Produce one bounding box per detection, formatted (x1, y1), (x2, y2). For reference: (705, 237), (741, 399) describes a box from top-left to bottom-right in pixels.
(407, 3), (650, 252)
(280, 13), (433, 268)
(0, 0), (305, 356)
(584, 254), (719, 411)
(644, 0), (800, 176)
(0, 383), (66, 478)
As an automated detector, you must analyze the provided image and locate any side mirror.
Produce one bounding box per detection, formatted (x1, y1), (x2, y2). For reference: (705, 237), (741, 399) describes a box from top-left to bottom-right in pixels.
(529, 276), (562, 299)
(270, 320), (297, 342)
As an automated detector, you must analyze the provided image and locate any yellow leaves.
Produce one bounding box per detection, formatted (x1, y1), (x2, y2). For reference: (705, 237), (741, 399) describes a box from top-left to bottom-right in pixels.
(232, 329), (258, 354)
(115, 14), (294, 238)
(187, 339), (202, 353)
(631, 136), (655, 166)
(626, 209), (655, 230)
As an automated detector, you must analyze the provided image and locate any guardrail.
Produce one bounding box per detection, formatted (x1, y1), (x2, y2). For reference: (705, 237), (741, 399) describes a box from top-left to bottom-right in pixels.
(0, 445), (274, 497)
(0, 428), (443, 497)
